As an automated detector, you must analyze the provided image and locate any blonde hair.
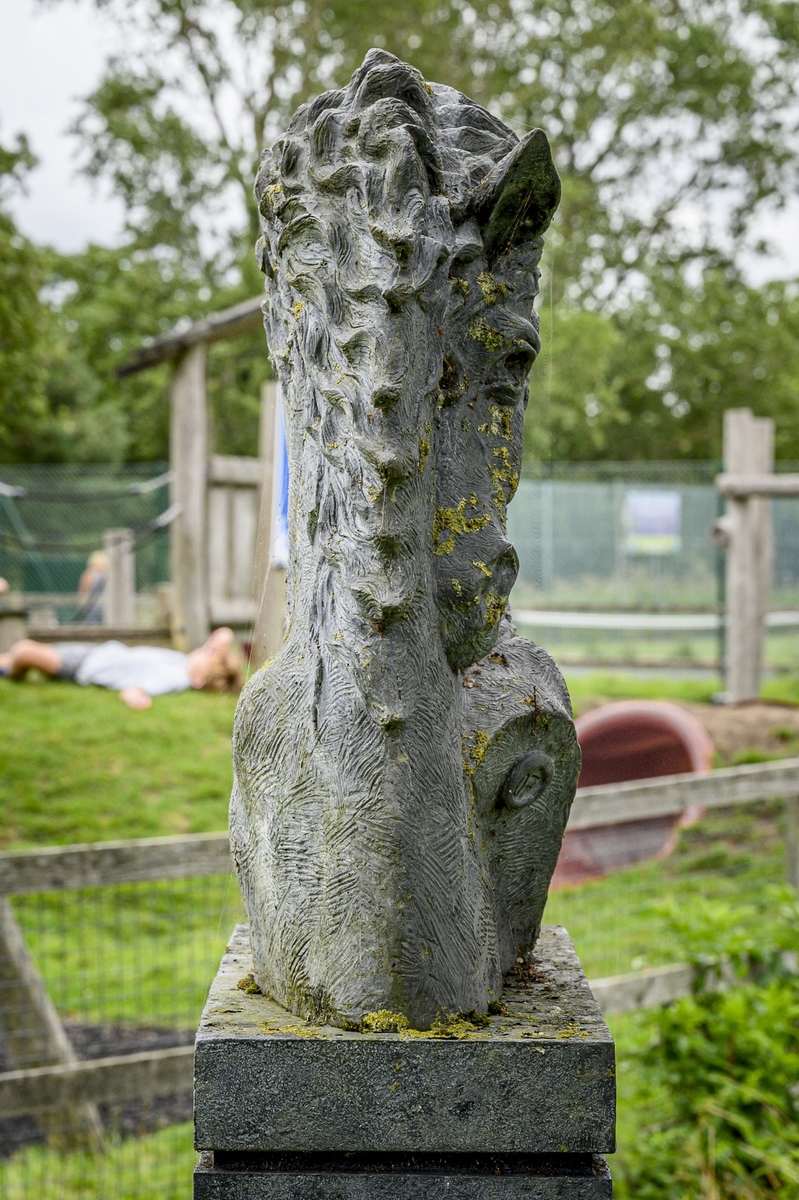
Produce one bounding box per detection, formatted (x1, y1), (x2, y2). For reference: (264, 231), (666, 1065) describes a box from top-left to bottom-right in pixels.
(203, 649), (244, 694)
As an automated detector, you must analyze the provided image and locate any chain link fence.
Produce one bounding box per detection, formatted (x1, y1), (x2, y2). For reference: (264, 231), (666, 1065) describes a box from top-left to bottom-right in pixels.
(0, 870), (243, 1200)
(0, 779), (794, 1198)
(507, 462), (799, 670)
(0, 465), (172, 625)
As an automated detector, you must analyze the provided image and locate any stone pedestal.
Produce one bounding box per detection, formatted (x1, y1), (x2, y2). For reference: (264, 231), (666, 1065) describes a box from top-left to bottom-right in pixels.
(194, 926), (615, 1197)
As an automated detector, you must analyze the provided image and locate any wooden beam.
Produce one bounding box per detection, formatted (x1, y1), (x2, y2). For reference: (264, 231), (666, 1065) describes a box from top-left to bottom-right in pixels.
(0, 898), (103, 1146)
(27, 625), (171, 645)
(103, 528), (135, 627)
(209, 454), (263, 486)
(568, 756), (799, 831)
(209, 598), (257, 626)
(0, 1045), (194, 1118)
(117, 297), (263, 377)
(0, 832), (231, 895)
(722, 409), (774, 702)
(170, 344), (210, 650)
(717, 473), (799, 497)
(589, 962), (695, 1016)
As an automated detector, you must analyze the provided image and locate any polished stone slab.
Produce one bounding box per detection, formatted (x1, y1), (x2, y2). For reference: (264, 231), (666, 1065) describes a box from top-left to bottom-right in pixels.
(194, 1150), (612, 1198)
(194, 925), (615, 1156)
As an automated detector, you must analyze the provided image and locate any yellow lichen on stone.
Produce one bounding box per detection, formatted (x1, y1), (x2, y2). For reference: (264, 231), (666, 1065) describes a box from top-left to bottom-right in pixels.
(472, 560), (492, 578)
(418, 435), (430, 473)
(488, 404), (513, 440)
(292, 300), (306, 318)
(477, 270), (508, 306)
(237, 973), (262, 995)
(484, 590), (505, 627)
(462, 728), (491, 777)
(362, 1010), (410, 1033)
(468, 316), (509, 352)
(433, 498), (491, 555)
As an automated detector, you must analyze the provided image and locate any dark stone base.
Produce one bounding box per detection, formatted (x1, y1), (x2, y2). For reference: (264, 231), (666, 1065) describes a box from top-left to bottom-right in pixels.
(195, 926), (615, 1155)
(194, 1151), (612, 1198)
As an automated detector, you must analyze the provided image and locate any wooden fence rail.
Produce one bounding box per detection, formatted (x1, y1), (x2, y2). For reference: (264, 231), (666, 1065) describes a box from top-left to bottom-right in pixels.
(1, 757), (797, 1122)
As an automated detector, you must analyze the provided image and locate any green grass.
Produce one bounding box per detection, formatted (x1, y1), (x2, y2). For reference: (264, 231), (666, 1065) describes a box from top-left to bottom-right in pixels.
(0, 678), (236, 847)
(0, 1121), (195, 1200)
(543, 800), (786, 979)
(565, 667), (799, 715)
(0, 673), (793, 1198)
(11, 877), (244, 1026)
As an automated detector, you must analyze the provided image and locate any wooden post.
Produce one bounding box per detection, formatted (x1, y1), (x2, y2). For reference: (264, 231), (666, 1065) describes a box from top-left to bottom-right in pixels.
(103, 528), (135, 626)
(0, 595), (27, 652)
(787, 795), (799, 890)
(0, 898), (103, 1149)
(723, 409), (774, 701)
(251, 382), (288, 667)
(170, 344), (209, 650)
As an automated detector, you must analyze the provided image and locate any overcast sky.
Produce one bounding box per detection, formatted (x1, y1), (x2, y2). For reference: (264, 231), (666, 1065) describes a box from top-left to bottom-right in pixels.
(2, 0), (799, 283)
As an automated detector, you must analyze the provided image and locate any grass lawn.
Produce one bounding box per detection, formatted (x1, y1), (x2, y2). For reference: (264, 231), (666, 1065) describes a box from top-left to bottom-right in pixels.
(0, 678), (237, 847)
(1, 670), (792, 1198)
(4, 667), (799, 850)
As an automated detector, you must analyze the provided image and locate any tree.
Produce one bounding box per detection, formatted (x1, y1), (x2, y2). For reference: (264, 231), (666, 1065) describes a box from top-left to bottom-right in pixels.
(24, 0), (799, 465)
(526, 271), (799, 461)
(59, 0), (799, 299)
(0, 134), (50, 461)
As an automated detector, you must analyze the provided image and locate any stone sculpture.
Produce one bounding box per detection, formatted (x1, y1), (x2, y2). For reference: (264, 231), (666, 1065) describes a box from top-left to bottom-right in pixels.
(230, 49), (581, 1031)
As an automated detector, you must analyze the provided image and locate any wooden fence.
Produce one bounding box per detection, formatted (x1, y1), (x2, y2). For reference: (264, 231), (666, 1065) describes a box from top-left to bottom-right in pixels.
(1, 759), (797, 1128)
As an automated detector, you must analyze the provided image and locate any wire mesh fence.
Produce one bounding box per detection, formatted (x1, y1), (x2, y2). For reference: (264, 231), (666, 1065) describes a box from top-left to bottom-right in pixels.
(507, 462), (799, 669)
(5, 458), (799, 664)
(0, 788), (793, 1199)
(0, 872), (243, 1200)
(0, 464), (172, 622)
(547, 797), (788, 981)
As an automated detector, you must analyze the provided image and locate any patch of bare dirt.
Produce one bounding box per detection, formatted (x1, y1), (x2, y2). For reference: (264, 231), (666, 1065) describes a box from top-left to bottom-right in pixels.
(674, 701), (799, 765)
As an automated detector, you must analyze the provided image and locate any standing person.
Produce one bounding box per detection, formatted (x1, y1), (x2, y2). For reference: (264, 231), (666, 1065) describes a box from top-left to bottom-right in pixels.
(0, 627), (243, 709)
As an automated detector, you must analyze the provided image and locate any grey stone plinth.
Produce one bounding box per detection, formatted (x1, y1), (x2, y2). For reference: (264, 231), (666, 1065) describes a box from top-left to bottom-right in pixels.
(194, 926), (615, 1157)
(194, 1151), (612, 1198)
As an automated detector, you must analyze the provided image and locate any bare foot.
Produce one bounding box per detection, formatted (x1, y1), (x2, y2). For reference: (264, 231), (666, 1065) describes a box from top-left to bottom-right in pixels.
(119, 687), (152, 710)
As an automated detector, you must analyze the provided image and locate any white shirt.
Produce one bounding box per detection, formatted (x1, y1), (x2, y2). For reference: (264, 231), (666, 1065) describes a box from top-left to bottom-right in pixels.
(75, 641), (192, 696)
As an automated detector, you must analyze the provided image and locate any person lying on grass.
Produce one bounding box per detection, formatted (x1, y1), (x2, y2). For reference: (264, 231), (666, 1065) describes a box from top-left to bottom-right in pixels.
(0, 627), (243, 709)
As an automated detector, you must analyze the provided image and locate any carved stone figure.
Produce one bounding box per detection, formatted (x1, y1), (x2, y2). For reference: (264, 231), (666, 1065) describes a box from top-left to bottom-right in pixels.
(230, 49), (581, 1030)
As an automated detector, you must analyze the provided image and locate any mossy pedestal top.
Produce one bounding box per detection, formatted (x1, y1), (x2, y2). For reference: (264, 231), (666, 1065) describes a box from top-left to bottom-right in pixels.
(194, 925), (615, 1156)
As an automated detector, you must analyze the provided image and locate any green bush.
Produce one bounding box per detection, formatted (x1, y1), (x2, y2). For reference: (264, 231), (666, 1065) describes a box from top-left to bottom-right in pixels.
(617, 893), (799, 1199)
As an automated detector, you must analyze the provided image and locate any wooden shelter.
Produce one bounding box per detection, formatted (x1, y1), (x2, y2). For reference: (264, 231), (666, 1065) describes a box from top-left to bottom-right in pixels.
(119, 297), (285, 659)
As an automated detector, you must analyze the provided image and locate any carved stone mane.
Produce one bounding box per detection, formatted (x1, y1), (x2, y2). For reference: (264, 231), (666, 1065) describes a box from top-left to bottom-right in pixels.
(231, 49), (580, 1030)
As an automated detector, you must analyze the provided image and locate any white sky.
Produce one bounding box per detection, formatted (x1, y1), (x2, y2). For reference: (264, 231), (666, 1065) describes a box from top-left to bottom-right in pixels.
(1, 0), (798, 281)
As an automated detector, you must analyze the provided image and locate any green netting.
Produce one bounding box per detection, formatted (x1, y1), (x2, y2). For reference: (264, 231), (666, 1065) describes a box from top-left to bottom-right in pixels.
(0, 464), (171, 602)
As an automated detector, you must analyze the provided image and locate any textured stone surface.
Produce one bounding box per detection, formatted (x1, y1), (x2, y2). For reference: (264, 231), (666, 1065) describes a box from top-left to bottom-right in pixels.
(194, 926), (614, 1155)
(194, 1151), (612, 1198)
(231, 46), (579, 1032)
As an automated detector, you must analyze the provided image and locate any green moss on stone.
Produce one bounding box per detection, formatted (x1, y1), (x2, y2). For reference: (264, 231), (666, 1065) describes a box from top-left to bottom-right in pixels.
(468, 316), (509, 352)
(477, 271), (508, 306)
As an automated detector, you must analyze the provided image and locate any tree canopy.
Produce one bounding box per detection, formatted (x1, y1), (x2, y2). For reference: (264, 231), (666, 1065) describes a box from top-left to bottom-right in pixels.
(1, 0), (798, 462)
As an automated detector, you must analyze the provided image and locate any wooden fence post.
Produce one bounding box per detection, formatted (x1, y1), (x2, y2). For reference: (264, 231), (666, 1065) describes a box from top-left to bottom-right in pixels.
(251, 382), (287, 668)
(787, 795), (799, 890)
(0, 898), (103, 1149)
(103, 528), (135, 626)
(723, 409), (774, 701)
(170, 344), (210, 650)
